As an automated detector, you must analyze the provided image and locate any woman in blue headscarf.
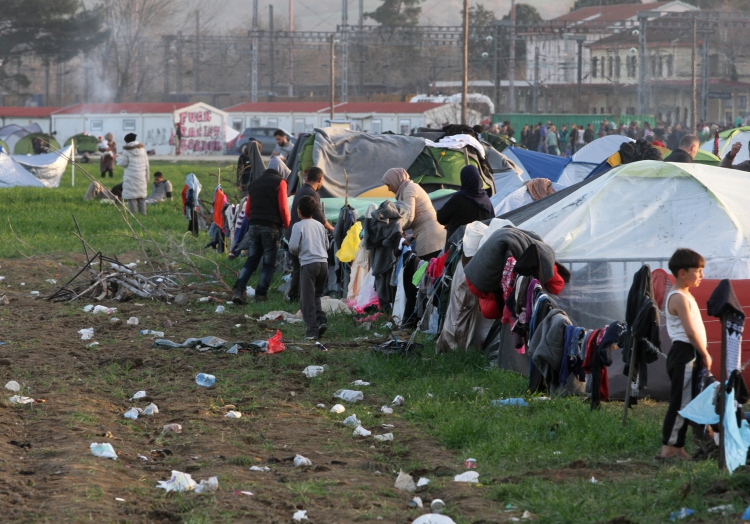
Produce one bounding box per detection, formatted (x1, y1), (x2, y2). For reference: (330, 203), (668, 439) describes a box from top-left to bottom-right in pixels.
(436, 165), (494, 246)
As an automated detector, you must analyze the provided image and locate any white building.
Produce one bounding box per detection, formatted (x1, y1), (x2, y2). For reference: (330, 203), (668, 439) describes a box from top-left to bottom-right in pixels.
(51, 102), (229, 155)
(522, 1), (697, 87)
(223, 101), (477, 136)
(0, 106), (59, 133)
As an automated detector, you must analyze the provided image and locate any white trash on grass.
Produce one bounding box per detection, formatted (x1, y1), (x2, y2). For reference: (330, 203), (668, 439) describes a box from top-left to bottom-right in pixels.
(194, 477), (219, 494)
(249, 466), (270, 472)
(454, 471), (479, 483)
(342, 414), (361, 427)
(5, 380), (20, 392)
(142, 403), (158, 416)
(127, 317), (139, 325)
(130, 390), (147, 400)
(78, 328), (94, 340)
(412, 515), (456, 524)
(330, 404), (345, 414)
(225, 410), (242, 418)
(351, 380), (370, 386)
(292, 510), (308, 521)
(302, 366), (325, 378)
(392, 395), (405, 406)
(374, 433), (394, 442)
(92, 305), (116, 315)
(9, 396), (34, 404)
(333, 389), (364, 402)
(215, 306), (225, 314)
(162, 424), (182, 434)
(124, 408), (141, 420)
(294, 454), (312, 467)
(380, 406), (393, 414)
(417, 477), (430, 487)
(156, 471), (196, 492)
(90, 442), (117, 460)
(394, 470), (416, 492)
(353, 426), (371, 437)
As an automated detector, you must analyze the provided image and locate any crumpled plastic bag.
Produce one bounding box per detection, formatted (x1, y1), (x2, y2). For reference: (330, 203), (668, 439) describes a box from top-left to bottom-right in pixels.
(334, 389), (364, 402)
(412, 515), (457, 524)
(293, 510), (308, 521)
(454, 471), (479, 483)
(353, 426), (371, 437)
(266, 330), (285, 354)
(91, 442), (117, 460)
(303, 366), (325, 378)
(395, 470), (416, 492)
(374, 433), (394, 442)
(294, 454), (312, 467)
(142, 403), (158, 416)
(342, 415), (361, 427)
(5, 381), (20, 392)
(258, 311), (302, 323)
(78, 328), (94, 340)
(156, 470), (196, 492)
(194, 476), (219, 494)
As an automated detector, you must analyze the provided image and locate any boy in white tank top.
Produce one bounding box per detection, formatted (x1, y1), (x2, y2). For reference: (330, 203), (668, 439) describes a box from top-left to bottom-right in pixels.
(658, 248), (711, 461)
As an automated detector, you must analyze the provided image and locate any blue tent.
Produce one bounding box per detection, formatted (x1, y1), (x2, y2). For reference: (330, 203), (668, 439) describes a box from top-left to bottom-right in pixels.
(506, 146), (570, 182)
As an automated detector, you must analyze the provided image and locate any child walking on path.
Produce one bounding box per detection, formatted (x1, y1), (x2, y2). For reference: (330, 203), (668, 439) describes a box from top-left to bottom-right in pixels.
(658, 248), (712, 460)
(288, 196), (330, 340)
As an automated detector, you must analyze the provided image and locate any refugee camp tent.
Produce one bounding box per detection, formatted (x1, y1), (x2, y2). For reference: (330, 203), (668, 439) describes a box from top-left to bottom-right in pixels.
(292, 127), (495, 199)
(14, 133), (61, 155)
(0, 123), (42, 154)
(493, 181), (566, 215)
(13, 145), (72, 187)
(700, 126), (750, 164)
(513, 161), (750, 399)
(0, 153), (46, 188)
(556, 135), (633, 186)
(502, 146), (570, 182)
(65, 134), (99, 154)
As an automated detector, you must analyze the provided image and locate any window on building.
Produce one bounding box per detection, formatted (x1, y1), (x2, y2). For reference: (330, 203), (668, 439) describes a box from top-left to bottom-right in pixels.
(592, 107), (597, 114)
(608, 57), (614, 78)
(267, 118), (278, 127)
(250, 117), (261, 127)
(601, 107), (605, 114)
(657, 55), (663, 77)
(628, 56), (637, 78)
(592, 57), (598, 78)
(601, 58), (606, 79)
(371, 119), (382, 134)
(90, 119), (103, 132)
(725, 97), (734, 109)
(651, 55), (657, 77)
(615, 56), (621, 78)
(739, 95), (747, 109)
(399, 119), (411, 135)
(231, 118), (242, 131)
(123, 119), (136, 131)
(667, 55), (674, 77)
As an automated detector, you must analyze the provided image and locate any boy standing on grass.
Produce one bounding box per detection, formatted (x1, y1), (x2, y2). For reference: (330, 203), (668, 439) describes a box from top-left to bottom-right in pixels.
(658, 248), (711, 461)
(288, 196), (329, 340)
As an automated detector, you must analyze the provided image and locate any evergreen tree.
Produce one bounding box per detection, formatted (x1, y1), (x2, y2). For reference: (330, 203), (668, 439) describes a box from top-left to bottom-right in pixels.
(365, 0), (424, 27)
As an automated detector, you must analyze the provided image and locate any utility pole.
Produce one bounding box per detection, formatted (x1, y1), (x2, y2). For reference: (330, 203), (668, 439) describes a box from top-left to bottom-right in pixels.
(461, 0), (469, 125)
(269, 5), (275, 100)
(44, 61), (50, 106)
(288, 0), (294, 97)
(492, 24), (499, 114)
(330, 34), (336, 122)
(176, 32), (183, 100)
(163, 37), (170, 101)
(701, 33), (709, 122)
(194, 10), (200, 93)
(359, 0), (364, 97)
(637, 14), (647, 116)
(251, 0), (258, 103)
(533, 46), (539, 113)
(691, 13), (697, 129)
(508, 0), (516, 113)
(577, 38), (583, 113)
(341, 0), (348, 103)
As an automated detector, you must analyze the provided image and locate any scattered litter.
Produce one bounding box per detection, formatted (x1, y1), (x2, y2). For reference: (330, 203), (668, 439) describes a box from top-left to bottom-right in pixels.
(374, 433), (394, 442)
(246, 285), (255, 297)
(334, 389), (364, 402)
(491, 398), (528, 407)
(380, 406), (393, 414)
(215, 306), (225, 314)
(162, 424), (182, 434)
(521, 511), (533, 519)
(342, 415), (361, 427)
(249, 466), (270, 472)
(196, 373), (216, 387)
(472, 387), (485, 394)
(409, 497), (423, 508)
(156, 471), (196, 492)
(294, 454), (312, 467)
(150, 449), (173, 459)
(9, 396), (34, 405)
(92, 305), (116, 315)
(742, 505), (750, 520)
(707, 505), (734, 514)
(0, 296), (7, 305)
(19, 283), (24, 286)
(124, 408), (140, 420)
(381, 424), (395, 429)
(315, 341), (328, 351)
(45, 279), (57, 285)
(417, 477), (430, 487)
(373, 332), (382, 337)
(140, 329), (164, 337)
(427, 393), (433, 398)
(130, 391), (146, 400)
(669, 508), (695, 521)
(353, 426), (372, 437)
(392, 395), (404, 406)
(302, 366), (325, 378)
(589, 476), (601, 484)
(454, 471), (479, 483)
(194, 477), (219, 494)
(225, 410), (242, 419)
(465, 458), (477, 468)
(395, 470), (416, 492)
(293, 346), (304, 351)
(115, 497), (126, 502)
(5, 381), (20, 392)
(137, 455), (149, 461)
(351, 380), (370, 386)
(110, 317), (120, 323)
(142, 403), (158, 416)
(82, 305), (94, 312)
(431, 498), (446, 513)
(553, 451), (562, 455)
(412, 515), (455, 524)
(90, 442), (117, 460)
(86, 342), (99, 348)
(316, 404), (325, 408)
(235, 490), (254, 496)
(226, 344), (239, 354)
(78, 328), (94, 340)
(30, 291), (40, 296)
(292, 510), (308, 521)
(330, 404), (345, 414)
(616, 458), (631, 463)
(266, 330), (285, 354)
(258, 311), (303, 323)
(127, 317), (139, 325)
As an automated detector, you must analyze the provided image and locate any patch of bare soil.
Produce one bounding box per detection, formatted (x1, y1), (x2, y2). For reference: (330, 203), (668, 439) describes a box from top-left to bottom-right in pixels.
(0, 258), (501, 523)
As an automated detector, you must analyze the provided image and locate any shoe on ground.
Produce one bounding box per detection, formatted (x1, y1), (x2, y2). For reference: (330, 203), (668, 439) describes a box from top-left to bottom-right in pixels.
(232, 290), (248, 305)
(317, 324), (327, 338)
(254, 294), (267, 303)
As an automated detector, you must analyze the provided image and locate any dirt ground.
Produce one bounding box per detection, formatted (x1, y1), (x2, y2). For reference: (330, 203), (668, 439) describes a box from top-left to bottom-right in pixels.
(0, 258), (510, 524)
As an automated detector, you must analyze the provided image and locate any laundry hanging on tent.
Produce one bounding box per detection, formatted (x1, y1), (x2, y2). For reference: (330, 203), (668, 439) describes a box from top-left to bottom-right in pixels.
(181, 173), (202, 235)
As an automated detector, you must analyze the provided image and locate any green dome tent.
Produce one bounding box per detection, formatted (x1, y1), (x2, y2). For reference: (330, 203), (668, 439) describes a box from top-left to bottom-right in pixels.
(0, 138), (8, 154)
(65, 134), (99, 154)
(13, 133), (61, 155)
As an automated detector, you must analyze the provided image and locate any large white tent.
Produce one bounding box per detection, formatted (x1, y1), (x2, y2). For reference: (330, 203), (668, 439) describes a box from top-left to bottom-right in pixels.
(13, 145), (72, 188)
(0, 153), (46, 188)
(556, 135), (633, 187)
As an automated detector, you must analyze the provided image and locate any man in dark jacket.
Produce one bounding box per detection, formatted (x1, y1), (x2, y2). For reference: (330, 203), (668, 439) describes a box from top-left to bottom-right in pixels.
(664, 135), (699, 163)
(230, 168), (291, 304)
(666, 123), (683, 151)
(583, 123), (595, 145)
(720, 141), (750, 172)
(284, 167), (334, 302)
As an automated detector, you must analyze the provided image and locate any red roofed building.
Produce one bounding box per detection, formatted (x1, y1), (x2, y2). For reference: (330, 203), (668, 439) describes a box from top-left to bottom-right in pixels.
(0, 106), (61, 133)
(224, 101), (479, 136)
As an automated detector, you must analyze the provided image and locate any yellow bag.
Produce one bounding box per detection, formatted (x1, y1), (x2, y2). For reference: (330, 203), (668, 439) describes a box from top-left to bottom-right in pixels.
(336, 222), (362, 263)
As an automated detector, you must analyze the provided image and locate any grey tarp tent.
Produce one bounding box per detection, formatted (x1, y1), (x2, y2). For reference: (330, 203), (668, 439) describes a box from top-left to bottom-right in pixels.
(0, 153), (46, 188)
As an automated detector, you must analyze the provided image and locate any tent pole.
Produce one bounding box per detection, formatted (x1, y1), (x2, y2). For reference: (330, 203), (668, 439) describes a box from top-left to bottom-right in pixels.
(71, 139), (75, 187)
(621, 337), (638, 425)
(718, 312), (727, 471)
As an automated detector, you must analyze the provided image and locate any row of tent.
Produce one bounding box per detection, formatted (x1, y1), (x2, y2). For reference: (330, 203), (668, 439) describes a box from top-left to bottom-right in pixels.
(0, 146), (73, 188)
(0, 124), (62, 155)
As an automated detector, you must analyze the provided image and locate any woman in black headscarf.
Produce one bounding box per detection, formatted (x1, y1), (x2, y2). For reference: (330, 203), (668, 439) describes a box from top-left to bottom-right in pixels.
(436, 165), (494, 246)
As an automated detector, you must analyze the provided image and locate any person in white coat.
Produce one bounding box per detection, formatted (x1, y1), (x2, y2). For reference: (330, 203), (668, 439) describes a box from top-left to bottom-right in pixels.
(117, 132), (150, 215)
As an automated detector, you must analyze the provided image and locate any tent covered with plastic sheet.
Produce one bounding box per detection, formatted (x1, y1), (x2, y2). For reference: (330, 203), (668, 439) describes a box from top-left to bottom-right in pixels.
(700, 126), (750, 164)
(13, 145), (72, 187)
(515, 161), (750, 400)
(556, 135), (633, 187)
(493, 181), (566, 215)
(0, 153), (46, 188)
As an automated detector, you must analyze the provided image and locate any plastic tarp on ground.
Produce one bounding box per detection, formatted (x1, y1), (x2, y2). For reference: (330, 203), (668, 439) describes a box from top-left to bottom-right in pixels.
(557, 135), (633, 187)
(700, 126), (750, 164)
(0, 153), (46, 188)
(493, 182), (566, 216)
(517, 161), (750, 399)
(13, 145), (72, 188)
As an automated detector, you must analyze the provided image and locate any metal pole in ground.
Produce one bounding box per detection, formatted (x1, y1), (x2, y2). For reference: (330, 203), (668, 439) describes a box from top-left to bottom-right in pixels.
(461, 0), (469, 125)
(330, 34), (335, 123)
(719, 312), (727, 471)
(691, 14), (697, 129)
(251, 0), (259, 103)
(508, 0), (516, 113)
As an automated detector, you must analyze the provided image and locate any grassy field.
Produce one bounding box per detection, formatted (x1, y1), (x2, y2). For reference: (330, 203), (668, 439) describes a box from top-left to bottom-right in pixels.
(1, 160), (749, 523)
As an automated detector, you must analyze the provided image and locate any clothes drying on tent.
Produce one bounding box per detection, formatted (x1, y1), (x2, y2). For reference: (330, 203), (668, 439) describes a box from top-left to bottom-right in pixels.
(493, 180), (565, 215)
(12, 145), (72, 187)
(181, 173), (202, 235)
(700, 126), (750, 165)
(0, 153), (46, 188)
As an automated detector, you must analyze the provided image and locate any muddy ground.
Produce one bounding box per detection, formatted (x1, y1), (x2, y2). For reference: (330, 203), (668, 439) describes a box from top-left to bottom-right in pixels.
(0, 257), (516, 524)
